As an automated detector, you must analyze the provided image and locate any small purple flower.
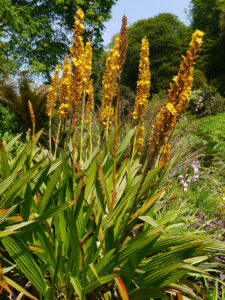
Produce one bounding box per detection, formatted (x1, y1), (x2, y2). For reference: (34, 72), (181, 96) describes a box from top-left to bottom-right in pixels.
(220, 203), (225, 208)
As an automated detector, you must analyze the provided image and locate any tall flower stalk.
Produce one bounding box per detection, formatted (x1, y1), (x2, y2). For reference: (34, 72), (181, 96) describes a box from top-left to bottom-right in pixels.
(149, 29), (204, 167)
(69, 8), (85, 174)
(100, 36), (121, 138)
(111, 15), (128, 213)
(80, 41), (93, 162)
(132, 36), (151, 156)
(28, 100), (35, 166)
(46, 64), (60, 155)
(126, 29), (204, 232)
(54, 103), (70, 158)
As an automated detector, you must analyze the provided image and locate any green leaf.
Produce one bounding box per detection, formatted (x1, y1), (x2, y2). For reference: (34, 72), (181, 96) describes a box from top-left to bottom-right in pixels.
(2, 236), (47, 295)
(11, 130), (42, 173)
(0, 160), (43, 208)
(39, 165), (61, 213)
(129, 287), (166, 300)
(4, 276), (38, 300)
(0, 203), (19, 224)
(84, 156), (98, 201)
(84, 273), (121, 294)
(37, 201), (71, 222)
(97, 164), (111, 211)
(0, 140), (10, 179)
(136, 263), (184, 287)
(0, 173), (18, 195)
(70, 276), (84, 299)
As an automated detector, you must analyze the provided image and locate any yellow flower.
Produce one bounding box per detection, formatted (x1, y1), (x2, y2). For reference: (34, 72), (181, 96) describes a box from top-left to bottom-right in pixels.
(100, 36), (121, 127)
(159, 144), (171, 168)
(46, 64), (60, 117)
(149, 29), (204, 152)
(132, 37), (150, 122)
(70, 8), (85, 106)
(58, 103), (70, 119)
(136, 124), (145, 155)
(166, 103), (177, 115)
(84, 41), (94, 114)
(60, 55), (71, 105)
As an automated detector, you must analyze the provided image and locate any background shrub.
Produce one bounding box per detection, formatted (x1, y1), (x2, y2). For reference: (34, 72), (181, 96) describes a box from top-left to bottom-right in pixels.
(189, 87), (225, 116)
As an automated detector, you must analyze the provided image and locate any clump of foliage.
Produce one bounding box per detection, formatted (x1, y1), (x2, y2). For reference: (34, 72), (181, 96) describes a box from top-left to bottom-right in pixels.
(190, 0), (225, 95)
(0, 103), (18, 137)
(0, 8), (224, 300)
(189, 87), (225, 116)
(0, 72), (49, 133)
(0, 0), (117, 77)
(167, 113), (225, 218)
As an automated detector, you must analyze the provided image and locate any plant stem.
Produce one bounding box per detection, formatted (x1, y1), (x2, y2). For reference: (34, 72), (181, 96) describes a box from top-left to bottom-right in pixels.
(49, 116), (52, 158)
(80, 92), (86, 163)
(111, 79), (120, 213)
(54, 119), (62, 159)
(72, 107), (76, 201)
(89, 113), (92, 155)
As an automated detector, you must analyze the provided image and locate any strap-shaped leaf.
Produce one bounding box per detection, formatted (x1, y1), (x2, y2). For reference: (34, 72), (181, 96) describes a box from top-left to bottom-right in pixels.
(136, 263), (184, 287)
(37, 201), (71, 222)
(129, 287), (166, 300)
(4, 276), (38, 300)
(0, 140), (10, 179)
(11, 130), (42, 173)
(97, 164), (111, 212)
(105, 166), (162, 230)
(84, 156), (98, 200)
(84, 273), (120, 294)
(70, 276), (84, 299)
(2, 236), (47, 295)
(39, 165), (61, 213)
(93, 231), (159, 278)
(5, 133), (22, 152)
(115, 276), (129, 300)
(0, 203), (19, 224)
(141, 244), (202, 274)
(0, 173), (18, 195)
(0, 161), (43, 208)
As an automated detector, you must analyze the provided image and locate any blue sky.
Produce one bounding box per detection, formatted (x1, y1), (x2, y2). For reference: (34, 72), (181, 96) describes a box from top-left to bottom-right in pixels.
(103, 0), (191, 45)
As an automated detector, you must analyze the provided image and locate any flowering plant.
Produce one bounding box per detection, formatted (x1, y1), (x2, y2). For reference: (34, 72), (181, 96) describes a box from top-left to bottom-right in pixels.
(179, 158), (201, 192)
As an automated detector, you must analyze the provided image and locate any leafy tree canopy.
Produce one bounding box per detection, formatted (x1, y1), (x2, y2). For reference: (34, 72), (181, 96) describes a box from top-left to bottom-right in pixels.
(189, 0), (225, 94)
(121, 13), (191, 95)
(0, 0), (117, 77)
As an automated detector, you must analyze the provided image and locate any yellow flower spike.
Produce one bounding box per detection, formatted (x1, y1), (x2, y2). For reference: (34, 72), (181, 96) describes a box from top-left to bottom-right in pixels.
(100, 36), (121, 128)
(166, 103), (177, 116)
(59, 55), (71, 105)
(70, 8), (85, 106)
(149, 29), (204, 153)
(46, 64), (60, 118)
(136, 124), (145, 155)
(58, 103), (70, 119)
(159, 144), (171, 168)
(84, 41), (94, 115)
(132, 36), (150, 122)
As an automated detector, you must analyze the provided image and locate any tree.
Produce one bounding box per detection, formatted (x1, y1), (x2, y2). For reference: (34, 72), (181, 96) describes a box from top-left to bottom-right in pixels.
(0, 0), (117, 77)
(0, 72), (49, 132)
(121, 13), (191, 95)
(189, 0), (225, 94)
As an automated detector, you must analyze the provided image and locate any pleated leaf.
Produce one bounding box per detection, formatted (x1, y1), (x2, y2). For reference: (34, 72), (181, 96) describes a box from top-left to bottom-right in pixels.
(2, 236), (47, 295)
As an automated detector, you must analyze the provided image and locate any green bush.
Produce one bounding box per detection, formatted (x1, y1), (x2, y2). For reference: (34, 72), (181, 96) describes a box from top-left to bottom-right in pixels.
(189, 87), (225, 116)
(0, 103), (18, 137)
(192, 69), (208, 90)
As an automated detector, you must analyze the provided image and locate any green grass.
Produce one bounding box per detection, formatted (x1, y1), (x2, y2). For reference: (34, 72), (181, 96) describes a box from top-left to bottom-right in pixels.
(168, 112), (225, 219)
